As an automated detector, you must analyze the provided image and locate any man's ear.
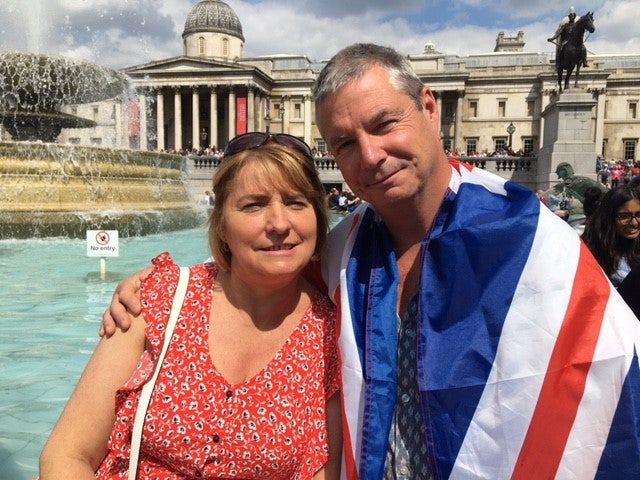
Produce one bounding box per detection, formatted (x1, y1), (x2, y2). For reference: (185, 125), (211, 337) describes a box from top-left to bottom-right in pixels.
(420, 86), (440, 124)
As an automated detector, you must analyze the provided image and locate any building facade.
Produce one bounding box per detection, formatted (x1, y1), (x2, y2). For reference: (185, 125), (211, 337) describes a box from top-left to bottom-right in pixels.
(59, 0), (640, 165)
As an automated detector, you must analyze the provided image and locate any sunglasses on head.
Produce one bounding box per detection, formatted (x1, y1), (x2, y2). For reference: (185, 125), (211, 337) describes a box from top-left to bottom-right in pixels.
(224, 132), (314, 162)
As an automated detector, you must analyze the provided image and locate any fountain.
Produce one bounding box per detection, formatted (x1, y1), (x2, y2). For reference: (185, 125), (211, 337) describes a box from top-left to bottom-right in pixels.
(0, 51), (203, 239)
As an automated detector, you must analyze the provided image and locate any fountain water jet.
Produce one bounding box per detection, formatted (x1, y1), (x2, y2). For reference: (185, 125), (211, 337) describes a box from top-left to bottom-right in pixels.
(0, 51), (202, 239)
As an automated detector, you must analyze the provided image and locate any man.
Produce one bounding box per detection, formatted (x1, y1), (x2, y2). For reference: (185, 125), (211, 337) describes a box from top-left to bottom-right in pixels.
(548, 6), (589, 69)
(104, 44), (640, 479)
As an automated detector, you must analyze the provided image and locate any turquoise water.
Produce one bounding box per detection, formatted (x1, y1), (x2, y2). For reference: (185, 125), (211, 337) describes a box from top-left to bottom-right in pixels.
(0, 227), (211, 480)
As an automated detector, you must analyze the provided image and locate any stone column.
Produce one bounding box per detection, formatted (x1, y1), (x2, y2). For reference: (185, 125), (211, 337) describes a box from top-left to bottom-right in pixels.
(228, 87), (236, 142)
(114, 101), (123, 148)
(247, 86), (255, 132)
(192, 88), (200, 149)
(174, 89), (182, 152)
(304, 95), (312, 146)
(254, 92), (261, 132)
(157, 90), (165, 151)
(139, 93), (148, 151)
(454, 90), (463, 152)
(593, 88), (606, 156)
(281, 95), (290, 134)
(539, 89), (553, 149)
(209, 86), (218, 149)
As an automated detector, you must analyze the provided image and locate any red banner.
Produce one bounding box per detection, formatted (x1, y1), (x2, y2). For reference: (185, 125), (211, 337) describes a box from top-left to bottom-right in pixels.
(236, 97), (247, 135)
(129, 100), (140, 137)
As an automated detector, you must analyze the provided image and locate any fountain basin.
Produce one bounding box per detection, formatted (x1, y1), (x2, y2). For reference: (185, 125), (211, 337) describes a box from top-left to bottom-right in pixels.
(0, 142), (204, 238)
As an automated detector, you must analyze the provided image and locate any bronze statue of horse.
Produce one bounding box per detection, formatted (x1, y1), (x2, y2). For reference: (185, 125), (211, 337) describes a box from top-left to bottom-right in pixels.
(554, 12), (595, 92)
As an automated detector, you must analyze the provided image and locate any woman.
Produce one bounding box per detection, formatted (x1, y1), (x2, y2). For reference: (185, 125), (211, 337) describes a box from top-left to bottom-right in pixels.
(582, 184), (640, 315)
(40, 133), (342, 479)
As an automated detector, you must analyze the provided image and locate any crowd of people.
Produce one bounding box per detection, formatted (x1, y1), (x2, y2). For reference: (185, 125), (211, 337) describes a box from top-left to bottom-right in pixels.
(598, 158), (640, 188)
(40, 41), (640, 479)
(326, 187), (361, 214)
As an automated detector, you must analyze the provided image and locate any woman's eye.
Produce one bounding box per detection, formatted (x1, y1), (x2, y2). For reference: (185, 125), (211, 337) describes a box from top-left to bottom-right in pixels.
(240, 202), (262, 212)
(287, 200), (308, 209)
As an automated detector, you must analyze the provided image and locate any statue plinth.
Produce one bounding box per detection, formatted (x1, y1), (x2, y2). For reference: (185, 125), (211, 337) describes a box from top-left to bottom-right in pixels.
(537, 89), (597, 190)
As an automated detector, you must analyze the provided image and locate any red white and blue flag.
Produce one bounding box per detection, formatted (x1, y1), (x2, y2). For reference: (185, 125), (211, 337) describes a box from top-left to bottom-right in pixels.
(323, 160), (640, 479)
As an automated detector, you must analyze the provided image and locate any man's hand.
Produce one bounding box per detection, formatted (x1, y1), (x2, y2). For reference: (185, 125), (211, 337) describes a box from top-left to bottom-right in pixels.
(100, 267), (152, 337)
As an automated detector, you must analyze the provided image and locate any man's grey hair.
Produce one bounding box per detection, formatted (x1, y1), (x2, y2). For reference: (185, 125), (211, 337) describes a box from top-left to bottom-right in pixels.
(312, 43), (425, 111)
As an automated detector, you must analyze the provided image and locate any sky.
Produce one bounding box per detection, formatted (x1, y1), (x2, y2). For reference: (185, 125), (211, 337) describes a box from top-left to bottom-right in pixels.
(0, 0), (639, 70)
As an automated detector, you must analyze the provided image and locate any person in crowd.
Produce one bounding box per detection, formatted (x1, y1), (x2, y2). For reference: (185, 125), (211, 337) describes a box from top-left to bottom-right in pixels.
(611, 162), (624, 188)
(204, 189), (214, 206)
(326, 187), (341, 211)
(582, 185), (604, 219)
(40, 134), (342, 479)
(102, 43), (640, 478)
(582, 184), (640, 290)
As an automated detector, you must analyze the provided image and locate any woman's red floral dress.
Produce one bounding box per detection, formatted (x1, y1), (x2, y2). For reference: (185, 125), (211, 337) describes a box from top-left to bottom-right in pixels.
(95, 253), (340, 479)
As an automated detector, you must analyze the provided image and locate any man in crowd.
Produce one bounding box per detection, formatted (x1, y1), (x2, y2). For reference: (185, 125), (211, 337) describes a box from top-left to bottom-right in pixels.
(104, 43), (640, 479)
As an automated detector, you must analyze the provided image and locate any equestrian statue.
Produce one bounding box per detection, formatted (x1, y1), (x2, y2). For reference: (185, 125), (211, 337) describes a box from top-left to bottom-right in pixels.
(548, 7), (595, 92)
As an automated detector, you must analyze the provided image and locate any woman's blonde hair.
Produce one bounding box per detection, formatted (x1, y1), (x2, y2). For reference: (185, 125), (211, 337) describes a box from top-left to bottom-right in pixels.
(208, 142), (329, 271)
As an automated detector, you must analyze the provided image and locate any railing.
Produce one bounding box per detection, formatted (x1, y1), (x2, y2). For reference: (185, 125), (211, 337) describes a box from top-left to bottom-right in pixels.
(189, 154), (538, 189)
(455, 156), (535, 172)
(189, 155), (340, 172)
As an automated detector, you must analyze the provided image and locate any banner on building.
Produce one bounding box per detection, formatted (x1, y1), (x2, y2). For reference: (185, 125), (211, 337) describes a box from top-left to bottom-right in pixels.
(236, 97), (247, 135)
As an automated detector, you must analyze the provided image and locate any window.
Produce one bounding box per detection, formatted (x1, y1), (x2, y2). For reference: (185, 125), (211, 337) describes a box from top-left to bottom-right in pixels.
(466, 138), (478, 155)
(316, 139), (327, 155)
(629, 102), (638, 120)
(624, 139), (637, 161)
(222, 38), (229, 57)
(527, 100), (535, 117)
(468, 100), (478, 118)
(93, 106), (99, 120)
(494, 138), (508, 152)
(198, 37), (205, 56)
(71, 106), (78, 115)
(90, 137), (102, 146)
(602, 138), (608, 157)
(293, 102), (302, 119)
(498, 100), (506, 117)
(443, 138), (452, 153)
(68, 137), (80, 145)
(604, 100), (609, 119)
(523, 138), (535, 155)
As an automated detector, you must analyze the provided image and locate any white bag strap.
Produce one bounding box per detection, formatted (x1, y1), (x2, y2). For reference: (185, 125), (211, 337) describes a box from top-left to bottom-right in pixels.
(128, 266), (190, 480)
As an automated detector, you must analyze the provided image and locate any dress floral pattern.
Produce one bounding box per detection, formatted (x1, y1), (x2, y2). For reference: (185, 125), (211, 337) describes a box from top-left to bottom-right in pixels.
(95, 253), (339, 479)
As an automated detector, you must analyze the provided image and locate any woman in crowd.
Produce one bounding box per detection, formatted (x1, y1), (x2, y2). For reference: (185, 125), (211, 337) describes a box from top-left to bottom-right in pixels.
(40, 133), (342, 479)
(583, 184), (640, 317)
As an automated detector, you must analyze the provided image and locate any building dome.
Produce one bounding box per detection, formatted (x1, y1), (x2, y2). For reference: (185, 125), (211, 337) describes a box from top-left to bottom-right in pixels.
(183, 0), (244, 41)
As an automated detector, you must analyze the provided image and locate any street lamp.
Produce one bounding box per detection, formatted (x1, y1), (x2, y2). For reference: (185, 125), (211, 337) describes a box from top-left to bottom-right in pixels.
(264, 112), (272, 133)
(506, 122), (516, 149)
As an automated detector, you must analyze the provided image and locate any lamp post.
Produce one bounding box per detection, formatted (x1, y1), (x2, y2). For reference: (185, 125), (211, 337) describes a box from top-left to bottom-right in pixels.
(265, 95), (272, 133)
(264, 112), (271, 134)
(506, 122), (516, 149)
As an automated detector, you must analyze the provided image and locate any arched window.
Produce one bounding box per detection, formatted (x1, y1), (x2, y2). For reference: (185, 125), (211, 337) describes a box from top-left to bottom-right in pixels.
(222, 38), (229, 57)
(198, 37), (205, 56)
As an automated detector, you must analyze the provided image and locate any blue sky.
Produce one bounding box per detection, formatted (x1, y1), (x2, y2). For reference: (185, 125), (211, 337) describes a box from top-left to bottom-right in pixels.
(0, 0), (638, 69)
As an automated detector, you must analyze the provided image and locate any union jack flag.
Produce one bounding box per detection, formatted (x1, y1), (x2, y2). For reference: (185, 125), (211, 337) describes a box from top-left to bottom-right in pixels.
(322, 161), (640, 479)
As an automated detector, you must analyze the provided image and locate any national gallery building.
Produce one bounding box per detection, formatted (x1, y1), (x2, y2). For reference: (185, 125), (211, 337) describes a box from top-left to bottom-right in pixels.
(59, 0), (640, 166)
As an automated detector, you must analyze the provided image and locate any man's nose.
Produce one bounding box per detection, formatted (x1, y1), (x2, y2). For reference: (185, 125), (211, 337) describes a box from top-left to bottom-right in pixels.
(358, 135), (385, 168)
